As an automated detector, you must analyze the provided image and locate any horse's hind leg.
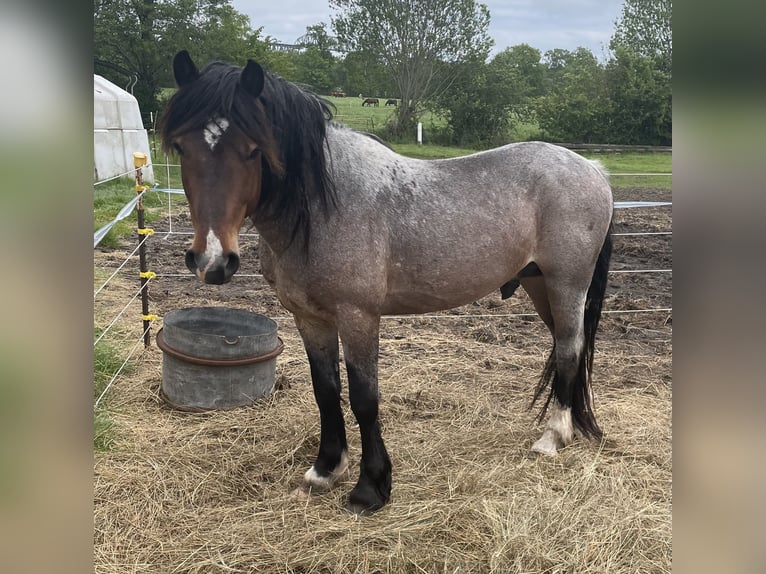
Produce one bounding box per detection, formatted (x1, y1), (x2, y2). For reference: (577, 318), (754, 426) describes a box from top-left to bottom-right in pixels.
(528, 228), (611, 455)
(518, 275), (574, 455)
(529, 278), (593, 456)
(295, 317), (349, 492)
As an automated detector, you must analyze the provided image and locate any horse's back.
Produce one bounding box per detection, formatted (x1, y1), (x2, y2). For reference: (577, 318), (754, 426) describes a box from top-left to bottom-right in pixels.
(441, 141), (611, 203)
(326, 130), (612, 253)
(430, 141), (613, 247)
(342, 137), (611, 231)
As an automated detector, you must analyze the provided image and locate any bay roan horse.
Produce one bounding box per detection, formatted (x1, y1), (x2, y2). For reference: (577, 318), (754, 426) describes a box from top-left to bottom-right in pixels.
(161, 51), (614, 515)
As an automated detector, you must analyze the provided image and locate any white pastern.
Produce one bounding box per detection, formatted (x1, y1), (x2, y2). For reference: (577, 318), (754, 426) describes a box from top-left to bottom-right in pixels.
(202, 229), (223, 273)
(531, 404), (574, 456)
(303, 451), (349, 491)
(203, 117), (229, 151)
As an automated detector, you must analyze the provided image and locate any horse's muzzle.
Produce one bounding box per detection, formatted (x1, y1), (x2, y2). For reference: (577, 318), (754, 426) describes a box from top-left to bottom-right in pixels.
(185, 249), (240, 284)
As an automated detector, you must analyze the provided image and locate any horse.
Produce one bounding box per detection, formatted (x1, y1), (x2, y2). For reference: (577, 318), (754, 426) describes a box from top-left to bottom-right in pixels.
(160, 51), (614, 515)
(361, 97), (379, 107)
(385, 98), (397, 107)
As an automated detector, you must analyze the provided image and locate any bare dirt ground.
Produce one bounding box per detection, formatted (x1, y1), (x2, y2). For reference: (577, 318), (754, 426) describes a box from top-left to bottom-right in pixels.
(94, 186), (671, 573)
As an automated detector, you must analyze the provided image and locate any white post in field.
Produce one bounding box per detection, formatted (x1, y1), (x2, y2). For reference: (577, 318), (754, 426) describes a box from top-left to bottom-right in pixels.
(417, 122), (423, 145)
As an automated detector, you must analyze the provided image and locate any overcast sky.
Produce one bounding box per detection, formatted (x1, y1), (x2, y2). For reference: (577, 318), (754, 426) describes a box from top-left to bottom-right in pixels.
(229, 0), (625, 60)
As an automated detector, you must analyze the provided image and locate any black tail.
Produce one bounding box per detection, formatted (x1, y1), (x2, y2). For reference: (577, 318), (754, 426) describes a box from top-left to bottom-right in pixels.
(532, 221), (613, 439)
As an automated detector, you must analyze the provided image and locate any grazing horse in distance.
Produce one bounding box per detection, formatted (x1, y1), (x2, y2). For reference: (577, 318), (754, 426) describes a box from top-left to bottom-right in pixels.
(161, 51), (614, 515)
(362, 97), (379, 107)
(385, 98), (397, 107)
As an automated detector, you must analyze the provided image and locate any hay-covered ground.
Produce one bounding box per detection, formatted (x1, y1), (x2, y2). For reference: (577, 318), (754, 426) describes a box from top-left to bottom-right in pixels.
(94, 186), (671, 573)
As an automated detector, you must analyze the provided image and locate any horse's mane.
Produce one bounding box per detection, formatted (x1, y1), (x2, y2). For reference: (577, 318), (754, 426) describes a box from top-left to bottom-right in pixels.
(159, 61), (337, 249)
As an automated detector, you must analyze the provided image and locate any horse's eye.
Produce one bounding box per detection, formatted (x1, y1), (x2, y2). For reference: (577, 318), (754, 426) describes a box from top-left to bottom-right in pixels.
(172, 142), (184, 156)
(247, 148), (260, 160)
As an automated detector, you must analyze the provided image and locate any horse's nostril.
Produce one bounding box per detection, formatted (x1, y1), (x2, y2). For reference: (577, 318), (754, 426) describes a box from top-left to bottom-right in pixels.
(186, 250), (239, 283)
(185, 250), (198, 274)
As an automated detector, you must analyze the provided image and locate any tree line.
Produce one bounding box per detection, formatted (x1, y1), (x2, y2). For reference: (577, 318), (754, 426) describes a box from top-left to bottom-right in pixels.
(94, 0), (671, 147)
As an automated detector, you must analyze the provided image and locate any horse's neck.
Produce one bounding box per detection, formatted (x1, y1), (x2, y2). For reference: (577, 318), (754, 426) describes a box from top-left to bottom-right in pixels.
(252, 217), (295, 256)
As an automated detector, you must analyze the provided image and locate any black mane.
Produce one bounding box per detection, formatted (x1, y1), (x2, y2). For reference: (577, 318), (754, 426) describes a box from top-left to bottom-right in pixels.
(159, 60), (336, 249)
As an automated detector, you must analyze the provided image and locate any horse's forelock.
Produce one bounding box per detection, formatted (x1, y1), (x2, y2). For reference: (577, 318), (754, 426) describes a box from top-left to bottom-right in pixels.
(160, 63), (228, 151)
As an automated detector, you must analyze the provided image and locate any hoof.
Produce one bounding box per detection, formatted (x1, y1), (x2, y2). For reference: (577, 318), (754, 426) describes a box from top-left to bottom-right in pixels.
(531, 429), (564, 456)
(345, 500), (381, 516)
(345, 479), (389, 515)
(345, 492), (385, 516)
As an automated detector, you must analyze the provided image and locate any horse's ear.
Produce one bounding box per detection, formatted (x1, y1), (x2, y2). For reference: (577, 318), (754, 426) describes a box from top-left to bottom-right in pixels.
(173, 50), (199, 87)
(241, 60), (265, 98)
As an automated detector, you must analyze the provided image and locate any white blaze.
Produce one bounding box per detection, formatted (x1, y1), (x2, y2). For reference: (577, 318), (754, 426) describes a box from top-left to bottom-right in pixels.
(203, 117), (229, 150)
(202, 229), (223, 273)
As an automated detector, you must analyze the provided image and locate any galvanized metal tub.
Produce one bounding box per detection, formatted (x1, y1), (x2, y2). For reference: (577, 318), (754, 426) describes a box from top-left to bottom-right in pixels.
(156, 307), (283, 411)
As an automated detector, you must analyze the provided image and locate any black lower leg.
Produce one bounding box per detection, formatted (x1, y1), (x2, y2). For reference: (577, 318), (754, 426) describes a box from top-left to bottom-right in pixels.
(346, 362), (391, 513)
(307, 349), (347, 476)
(298, 320), (347, 479)
(552, 352), (575, 412)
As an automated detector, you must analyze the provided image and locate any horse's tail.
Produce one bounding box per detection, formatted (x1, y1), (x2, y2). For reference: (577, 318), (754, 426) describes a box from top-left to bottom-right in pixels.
(576, 219), (613, 438)
(532, 219), (613, 439)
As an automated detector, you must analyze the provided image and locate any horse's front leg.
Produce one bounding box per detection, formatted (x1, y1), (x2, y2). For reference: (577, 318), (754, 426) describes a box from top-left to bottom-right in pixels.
(295, 317), (348, 491)
(338, 309), (392, 514)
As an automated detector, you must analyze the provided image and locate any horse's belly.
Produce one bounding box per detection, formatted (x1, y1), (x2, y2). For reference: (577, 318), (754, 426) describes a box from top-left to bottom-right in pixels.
(381, 272), (511, 315)
(381, 232), (531, 314)
(382, 293), (487, 315)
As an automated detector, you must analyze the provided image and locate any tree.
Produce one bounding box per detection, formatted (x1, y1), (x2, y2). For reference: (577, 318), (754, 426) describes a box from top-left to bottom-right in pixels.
(605, 46), (671, 144)
(296, 23), (337, 59)
(610, 0), (672, 72)
(430, 46), (545, 148)
(430, 58), (513, 148)
(487, 44), (545, 123)
(295, 46), (334, 93)
(330, 0), (492, 136)
(246, 38), (300, 81)
(93, 0), (270, 124)
(192, 1), (261, 66)
(338, 52), (392, 98)
(294, 23), (337, 93)
(535, 48), (609, 143)
(606, 0), (671, 144)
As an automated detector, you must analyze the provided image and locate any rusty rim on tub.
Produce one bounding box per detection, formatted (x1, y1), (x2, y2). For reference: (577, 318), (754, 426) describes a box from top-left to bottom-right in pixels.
(156, 328), (284, 366)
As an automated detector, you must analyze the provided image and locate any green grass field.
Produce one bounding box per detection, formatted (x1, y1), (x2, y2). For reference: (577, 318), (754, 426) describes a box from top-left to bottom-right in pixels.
(388, 147), (670, 189)
(327, 95), (451, 136)
(328, 95), (398, 132)
(581, 152), (672, 189)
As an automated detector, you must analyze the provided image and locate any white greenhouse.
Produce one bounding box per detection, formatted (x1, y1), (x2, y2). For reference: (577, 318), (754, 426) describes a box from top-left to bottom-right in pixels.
(93, 75), (154, 183)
